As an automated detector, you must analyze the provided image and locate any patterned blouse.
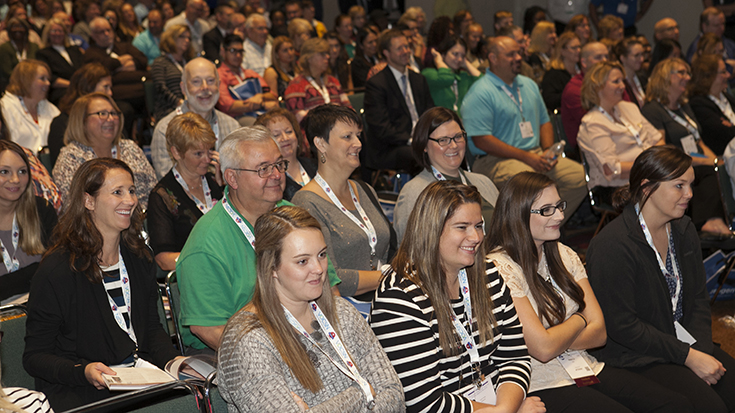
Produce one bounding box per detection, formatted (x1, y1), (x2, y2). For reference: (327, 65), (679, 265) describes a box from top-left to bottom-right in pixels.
(23, 147), (62, 213)
(283, 74), (351, 117)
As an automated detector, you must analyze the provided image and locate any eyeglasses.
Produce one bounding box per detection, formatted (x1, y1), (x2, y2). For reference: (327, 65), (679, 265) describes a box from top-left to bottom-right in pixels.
(530, 200), (567, 217)
(86, 110), (121, 120)
(671, 69), (691, 77)
(227, 48), (244, 54)
(232, 160), (289, 178)
(428, 132), (467, 147)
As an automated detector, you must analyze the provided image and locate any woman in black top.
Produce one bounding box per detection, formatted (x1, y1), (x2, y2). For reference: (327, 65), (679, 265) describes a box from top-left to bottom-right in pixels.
(688, 54), (735, 156)
(351, 27), (378, 89)
(36, 17), (84, 105)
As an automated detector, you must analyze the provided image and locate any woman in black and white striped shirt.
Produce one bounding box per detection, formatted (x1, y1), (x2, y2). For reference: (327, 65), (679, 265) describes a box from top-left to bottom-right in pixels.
(371, 180), (544, 413)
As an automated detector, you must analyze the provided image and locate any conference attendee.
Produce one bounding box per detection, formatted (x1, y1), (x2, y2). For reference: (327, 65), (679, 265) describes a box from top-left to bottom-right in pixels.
(101, 7), (125, 43)
(693, 33), (727, 64)
(263, 36), (297, 98)
(241, 13), (271, 76)
(254, 108), (314, 201)
(216, 34), (277, 126)
(654, 17), (680, 43)
(148, 112), (223, 272)
(301, 0), (326, 38)
(350, 27), (378, 89)
(71, 0), (100, 43)
(334, 14), (355, 58)
(587, 145), (735, 413)
(0, 59), (59, 155)
(396, 15), (425, 71)
(284, 0), (303, 22)
(461, 36), (587, 224)
(0, 383), (52, 413)
(151, 58), (240, 180)
(326, 31), (352, 91)
(48, 63), (111, 168)
(616, 37), (647, 108)
(577, 61), (662, 204)
(118, 3), (143, 42)
(36, 17), (83, 105)
(648, 38), (682, 77)
(497, 25), (537, 81)
(163, 0), (210, 54)
(283, 38), (351, 122)
(564, 14), (592, 45)
(349, 4), (366, 32)
(287, 17), (312, 57)
(151, 24), (195, 122)
(23, 158), (180, 411)
(52, 10), (88, 50)
(371, 180), (543, 413)
(0, 18), (40, 88)
(487, 171), (689, 412)
(134, 0), (155, 24)
(364, 29), (434, 172)
(201, 3), (233, 64)
(293, 105), (395, 304)
(596, 15), (624, 43)
(689, 54), (735, 155)
(422, 35), (482, 112)
(641, 57), (730, 235)
(686, 7), (735, 64)
(0, 140), (57, 303)
(588, 0), (652, 36)
(217, 205), (404, 412)
(394, 107), (499, 242)
(52, 93), (156, 208)
(464, 22), (486, 71)
(132, 8), (164, 66)
(526, 21), (556, 85)
(494, 10), (513, 35)
(0, 5), (43, 47)
(523, 6), (547, 36)
(541, 32), (581, 111)
(176, 127), (341, 353)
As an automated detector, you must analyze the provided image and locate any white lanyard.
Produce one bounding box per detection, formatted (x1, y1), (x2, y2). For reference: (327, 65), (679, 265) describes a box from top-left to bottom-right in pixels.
(167, 54), (185, 73)
(172, 166), (214, 213)
(598, 106), (643, 146)
(287, 161), (311, 186)
(283, 302), (375, 409)
(664, 107), (700, 141)
(451, 78), (459, 111)
(111, 144), (118, 159)
(450, 269), (484, 388)
(0, 213), (20, 273)
(314, 174), (378, 269)
(307, 76), (331, 104)
(709, 93), (735, 125)
(500, 84), (525, 121)
(635, 204), (681, 314)
(221, 194), (255, 247)
(431, 166), (467, 185)
(177, 105), (221, 143)
(105, 250), (138, 344)
(632, 76), (646, 104)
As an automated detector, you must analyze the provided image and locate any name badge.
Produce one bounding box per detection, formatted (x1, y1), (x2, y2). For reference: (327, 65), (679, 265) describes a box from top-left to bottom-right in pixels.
(520, 121), (534, 139)
(680, 134), (698, 156)
(462, 377), (496, 405)
(557, 350), (600, 387)
(675, 321), (697, 345)
(617, 2), (629, 14)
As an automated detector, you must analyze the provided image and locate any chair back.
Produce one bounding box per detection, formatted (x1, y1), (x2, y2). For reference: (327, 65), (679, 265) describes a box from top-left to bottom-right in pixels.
(551, 109), (567, 143)
(164, 271), (185, 355)
(715, 163), (735, 229)
(348, 92), (365, 115)
(0, 305), (34, 389)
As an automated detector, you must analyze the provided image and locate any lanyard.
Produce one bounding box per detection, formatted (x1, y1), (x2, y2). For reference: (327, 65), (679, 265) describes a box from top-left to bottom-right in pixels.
(431, 166), (467, 185)
(221, 194), (255, 247)
(307, 76), (331, 104)
(598, 106), (643, 146)
(635, 204), (681, 314)
(632, 76), (646, 102)
(177, 105), (221, 143)
(500, 84), (525, 121)
(314, 174), (378, 269)
(450, 269), (484, 388)
(283, 302), (375, 409)
(105, 250), (138, 344)
(287, 160), (311, 186)
(172, 166), (214, 213)
(709, 93), (735, 124)
(664, 107), (700, 141)
(0, 213), (20, 273)
(167, 54), (185, 73)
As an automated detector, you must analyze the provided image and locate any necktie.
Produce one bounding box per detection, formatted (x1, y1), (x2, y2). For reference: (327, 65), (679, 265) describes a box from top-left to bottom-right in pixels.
(402, 74), (419, 125)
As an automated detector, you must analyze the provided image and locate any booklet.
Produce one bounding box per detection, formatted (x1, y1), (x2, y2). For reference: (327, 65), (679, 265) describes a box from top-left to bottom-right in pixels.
(102, 355), (217, 391)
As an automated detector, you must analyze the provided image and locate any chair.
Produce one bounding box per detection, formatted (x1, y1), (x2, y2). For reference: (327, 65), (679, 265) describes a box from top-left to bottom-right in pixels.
(163, 271), (185, 355)
(715, 162), (735, 229)
(203, 371), (228, 413)
(551, 109), (566, 143)
(62, 381), (203, 413)
(579, 151), (619, 237)
(0, 304), (35, 389)
(347, 92), (365, 115)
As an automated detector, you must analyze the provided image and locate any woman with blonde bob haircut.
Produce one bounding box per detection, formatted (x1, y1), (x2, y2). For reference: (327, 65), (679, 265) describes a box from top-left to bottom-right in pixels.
(527, 20), (557, 84)
(53, 93), (157, 208)
(542, 32), (580, 110)
(217, 205), (404, 412)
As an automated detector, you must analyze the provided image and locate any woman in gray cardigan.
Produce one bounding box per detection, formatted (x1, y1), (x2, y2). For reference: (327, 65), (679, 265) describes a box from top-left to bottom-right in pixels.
(394, 107), (499, 242)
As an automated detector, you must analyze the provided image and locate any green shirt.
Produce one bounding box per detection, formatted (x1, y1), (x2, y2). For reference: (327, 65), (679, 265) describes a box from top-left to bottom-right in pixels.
(421, 67), (480, 113)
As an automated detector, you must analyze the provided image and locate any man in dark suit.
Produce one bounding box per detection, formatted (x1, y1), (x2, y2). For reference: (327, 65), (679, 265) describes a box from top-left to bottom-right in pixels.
(364, 29), (433, 172)
(202, 3), (234, 65)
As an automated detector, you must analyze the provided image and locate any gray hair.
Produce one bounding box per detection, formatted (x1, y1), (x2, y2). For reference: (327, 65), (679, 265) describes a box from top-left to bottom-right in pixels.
(182, 57), (219, 86)
(219, 125), (278, 173)
(89, 16), (111, 31)
(244, 13), (265, 30)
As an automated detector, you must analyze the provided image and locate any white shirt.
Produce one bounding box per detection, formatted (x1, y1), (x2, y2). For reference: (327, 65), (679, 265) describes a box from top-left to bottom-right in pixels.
(241, 37), (272, 76)
(0, 92), (60, 154)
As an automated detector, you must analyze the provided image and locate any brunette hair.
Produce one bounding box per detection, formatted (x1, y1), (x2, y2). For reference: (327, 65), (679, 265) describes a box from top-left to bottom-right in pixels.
(301, 104), (361, 156)
(271, 35), (298, 83)
(58, 63), (112, 113)
(159, 24), (196, 60)
(648, 38), (681, 76)
(695, 32), (722, 61)
(254, 107), (303, 154)
(597, 15), (623, 40)
(549, 32), (580, 70)
(564, 14), (589, 40)
(64, 93), (124, 147)
(613, 36), (641, 63)
(688, 53), (721, 97)
(411, 106), (464, 171)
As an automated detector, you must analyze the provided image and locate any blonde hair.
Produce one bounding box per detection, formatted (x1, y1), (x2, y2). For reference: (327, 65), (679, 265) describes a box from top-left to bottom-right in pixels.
(159, 24), (196, 60)
(581, 61), (624, 110)
(63, 93), (124, 147)
(40, 17), (69, 47)
(549, 32), (580, 70)
(646, 57), (689, 106)
(287, 17), (312, 39)
(165, 112), (217, 162)
(528, 20), (555, 55)
(6, 60), (51, 98)
(298, 37), (329, 77)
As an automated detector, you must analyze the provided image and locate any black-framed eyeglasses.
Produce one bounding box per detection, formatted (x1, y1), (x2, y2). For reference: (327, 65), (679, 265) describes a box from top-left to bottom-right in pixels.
(86, 110), (121, 120)
(227, 48), (244, 54)
(232, 160), (289, 178)
(428, 132), (467, 147)
(530, 200), (567, 217)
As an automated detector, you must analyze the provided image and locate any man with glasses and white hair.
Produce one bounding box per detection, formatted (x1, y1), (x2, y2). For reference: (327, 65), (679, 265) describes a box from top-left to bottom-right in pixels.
(176, 127), (341, 354)
(151, 57), (240, 179)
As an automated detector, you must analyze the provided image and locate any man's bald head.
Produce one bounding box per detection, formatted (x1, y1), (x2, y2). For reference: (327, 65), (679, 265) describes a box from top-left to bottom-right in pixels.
(580, 42), (608, 71)
(488, 36), (522, 83)
(654, 18), (679, 42)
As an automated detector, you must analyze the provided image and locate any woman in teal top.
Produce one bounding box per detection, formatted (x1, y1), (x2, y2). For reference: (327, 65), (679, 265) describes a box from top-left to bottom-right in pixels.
(421, 35), (482, 112)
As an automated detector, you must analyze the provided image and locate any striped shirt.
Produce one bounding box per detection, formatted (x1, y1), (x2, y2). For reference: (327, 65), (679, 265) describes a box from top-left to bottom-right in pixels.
(3, 387), (54, 413)
(370, 260), (531, 413)
(102, 263), (131, 331)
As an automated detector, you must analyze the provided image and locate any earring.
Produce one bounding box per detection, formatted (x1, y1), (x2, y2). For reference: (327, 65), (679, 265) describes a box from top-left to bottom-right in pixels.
(320, 152), (326, 164)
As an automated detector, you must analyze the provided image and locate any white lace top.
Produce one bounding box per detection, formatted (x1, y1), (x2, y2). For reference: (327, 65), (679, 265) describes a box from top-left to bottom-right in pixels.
(488, 243), (605, 393)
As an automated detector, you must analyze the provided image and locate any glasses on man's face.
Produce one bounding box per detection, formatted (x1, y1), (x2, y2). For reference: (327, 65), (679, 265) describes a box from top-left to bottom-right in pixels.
(86, 110), (121, 120)
(227, 48), (244, 54)
(530, 200), (567, 217)
(232, 160), (289, 178)
(428, 132), (467, 147)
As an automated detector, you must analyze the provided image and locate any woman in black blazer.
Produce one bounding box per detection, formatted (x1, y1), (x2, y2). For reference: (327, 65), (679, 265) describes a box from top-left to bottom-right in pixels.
(23, 158), (179, 411)
(36, 17), (84, 105)
(689, 54), (735, 156)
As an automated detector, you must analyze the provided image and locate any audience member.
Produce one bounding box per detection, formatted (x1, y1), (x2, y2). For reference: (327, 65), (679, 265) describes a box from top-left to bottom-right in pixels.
(325, 31), (352, 90)
(102, 6), (126, 43)
(242, 13), (271, 76)
(163, 0), (210, 54)
(541, 32), (581, 111)
(264, 36), (297, 98)
(395, 21), (424, 73)
(53, 11), (88, 50)
(494, 10), (513, 35)
(333, 14), (355, 58)
(134, 0), (155, 23)
(564, 14), (592, 45)
(589, 0), (653, 36)
(686, 7), (735, 64)
(24, 158), (179, 411)
(596, 14), (624, 43)
(217, 205), (404, 412)
(176, 126), (340, 352)
(0, 379), (53, 413)
(301, 0), (326, 37)
(349, 5), (366, 33)
(37, 17), (84, 105)
(371, 180), (542, 413)
(0, 5), (43, 47)
(148, 112), (223, 272)
(269, 9), (287, 38)
(394, 107), (498, 242)
(351, 27), (378, 88)
(616, 37), (647, 107)
(118, 3), (143, 42)
(151, 25), (195, 122)
(422, 35), (482, 112)
(202, 3), (233, 64)
(71, 0), (100, 43)
(132, 8), (164, 66)
(587, 145), (735, 412)
(527, 20), (557, 84)
(461, 36), (586, 224)
(151, 58), (240, 179)
(689, 53), (735, 155)
(648, 38), (682, 76)
(654, 17), (680, 43)
(53, 93), (156, 208)
(284, 0), (303, 22)
(287, 17), (312, 56)
(523, 5), (548, 35)
(464, 23), (486, 71)
(28, 0), (51, 33)
(0, 19), (39, 87)
(498, 25), (536, 79)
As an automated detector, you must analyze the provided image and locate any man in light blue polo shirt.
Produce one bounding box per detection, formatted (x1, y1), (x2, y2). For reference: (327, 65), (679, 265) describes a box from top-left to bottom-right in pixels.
(461, 36), (587, 223)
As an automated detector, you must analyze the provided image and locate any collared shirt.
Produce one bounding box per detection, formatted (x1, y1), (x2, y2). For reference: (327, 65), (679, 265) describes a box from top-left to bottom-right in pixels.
(388, 64), (416, 110)
(164, 12), (211, 54)
(241, 37), (272, 76)
(132, 29), (161, 66)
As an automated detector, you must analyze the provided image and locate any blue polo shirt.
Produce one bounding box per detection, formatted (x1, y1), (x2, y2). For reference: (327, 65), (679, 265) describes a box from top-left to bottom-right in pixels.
(461, 70), (550, 156)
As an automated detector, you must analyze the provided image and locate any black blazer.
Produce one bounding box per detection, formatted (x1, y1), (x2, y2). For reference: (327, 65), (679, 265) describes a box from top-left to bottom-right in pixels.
(84, 42), (148, 101)
(283, 156), (317, 201)
(364, 66), (434, 168)
(351, 53), (377, 89)
(36, 45), (84, 104)
(23, 243), (179, 411)
(689, 93), (735, 155)
(202, 26), (225, 64)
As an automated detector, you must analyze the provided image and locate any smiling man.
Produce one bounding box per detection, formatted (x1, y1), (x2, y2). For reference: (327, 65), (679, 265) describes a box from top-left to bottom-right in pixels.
(151, 58), (240, 179)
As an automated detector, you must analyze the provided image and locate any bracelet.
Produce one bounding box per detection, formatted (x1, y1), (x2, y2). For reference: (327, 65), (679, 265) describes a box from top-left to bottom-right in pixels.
(574, 312), (588, 328)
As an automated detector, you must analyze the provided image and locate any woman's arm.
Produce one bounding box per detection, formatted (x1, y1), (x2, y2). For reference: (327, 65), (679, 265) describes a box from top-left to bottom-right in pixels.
(568, 278), (607, 350)
(264, 67), (279, 97)
(147, 185), (181, 271)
